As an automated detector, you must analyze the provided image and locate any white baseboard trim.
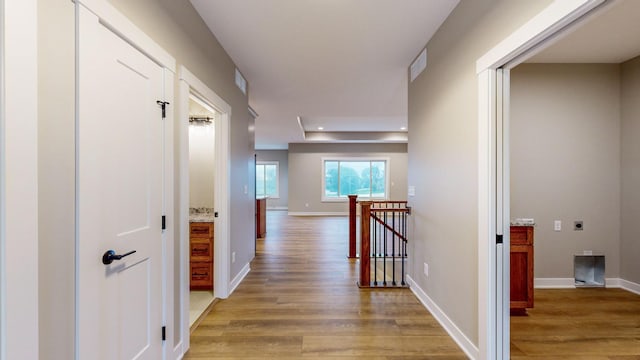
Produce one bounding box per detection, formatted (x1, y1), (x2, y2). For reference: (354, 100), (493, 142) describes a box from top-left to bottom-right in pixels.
(619, 278), (640, 295)
(287, 211), (348, 216)
(534, 277), (640, 294)
(267, 206), (288, 211)
(229, 262), (250, 295)
(534, 278), (574, 288)
(406, 275), (479, 360)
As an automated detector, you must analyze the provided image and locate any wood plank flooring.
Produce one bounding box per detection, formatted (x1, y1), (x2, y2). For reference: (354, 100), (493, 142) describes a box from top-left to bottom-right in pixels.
(185, 211), (467, 359)
(511, 288), (640, 359)
(185, 211), (640, 359)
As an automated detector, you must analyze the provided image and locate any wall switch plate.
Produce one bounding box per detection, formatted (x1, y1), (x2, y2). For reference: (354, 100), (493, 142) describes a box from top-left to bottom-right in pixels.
(423, 262), (429, 277)
(574, 220), (584, 231)
(408, 186), (415, 197)
(554, 220), (562, 231)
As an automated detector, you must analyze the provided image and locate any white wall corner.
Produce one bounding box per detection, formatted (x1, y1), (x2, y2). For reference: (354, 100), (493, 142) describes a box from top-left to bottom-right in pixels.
(406, 275), (479, 360)
(229, 262), (250, 295)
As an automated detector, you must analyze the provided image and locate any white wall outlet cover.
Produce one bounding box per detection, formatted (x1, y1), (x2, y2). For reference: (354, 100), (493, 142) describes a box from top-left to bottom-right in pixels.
(423, 262), (429, 277)
(554, 220), (562, 231)
(232, 251), (236, 263)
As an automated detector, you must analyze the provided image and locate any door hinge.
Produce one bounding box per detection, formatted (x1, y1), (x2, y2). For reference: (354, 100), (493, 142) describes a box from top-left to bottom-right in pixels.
(162, 215), (166, 230)
(162, 326), (166, 341)
(156, 100), (170, 118)
(496, 234), (503, 244)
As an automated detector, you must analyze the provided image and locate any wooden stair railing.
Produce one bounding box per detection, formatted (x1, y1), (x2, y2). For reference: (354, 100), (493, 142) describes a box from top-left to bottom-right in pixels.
(356, 199), (411, 288)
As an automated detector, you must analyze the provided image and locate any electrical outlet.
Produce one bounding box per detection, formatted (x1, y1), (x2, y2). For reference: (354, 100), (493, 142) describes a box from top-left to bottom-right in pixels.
(423, 262), (429, 277)
(232, 252), (236, 263)
(554, 220), (562, 231)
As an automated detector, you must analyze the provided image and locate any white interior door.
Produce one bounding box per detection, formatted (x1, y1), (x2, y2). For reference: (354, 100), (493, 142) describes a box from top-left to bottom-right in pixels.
(77, 7), (165, 359)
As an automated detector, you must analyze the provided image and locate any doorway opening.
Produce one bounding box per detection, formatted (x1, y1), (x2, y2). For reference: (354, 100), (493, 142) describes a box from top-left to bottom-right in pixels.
(187, 95), (218, 327)
(478, 0), (640, 358)
(507, 0), (640, 357)
(177, 66), (231, 356)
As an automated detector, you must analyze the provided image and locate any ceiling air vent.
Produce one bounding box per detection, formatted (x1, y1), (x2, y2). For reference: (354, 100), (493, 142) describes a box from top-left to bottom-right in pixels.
(235, 68), (247, 95)
(410, 48), (427, 82)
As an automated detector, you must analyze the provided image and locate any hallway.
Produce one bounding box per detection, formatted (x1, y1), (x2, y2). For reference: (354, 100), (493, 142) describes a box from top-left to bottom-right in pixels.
(185, 211), (466, 359)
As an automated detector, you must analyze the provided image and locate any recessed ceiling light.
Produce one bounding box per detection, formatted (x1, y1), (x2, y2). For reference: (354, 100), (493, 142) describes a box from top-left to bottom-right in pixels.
(317, 126), (324, 130)
(400, 126), (407, 130)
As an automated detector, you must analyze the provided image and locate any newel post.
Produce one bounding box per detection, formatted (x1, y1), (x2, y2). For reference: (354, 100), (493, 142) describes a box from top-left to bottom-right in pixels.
(358, 201), (372, 287)
(348, 195), (358, 258)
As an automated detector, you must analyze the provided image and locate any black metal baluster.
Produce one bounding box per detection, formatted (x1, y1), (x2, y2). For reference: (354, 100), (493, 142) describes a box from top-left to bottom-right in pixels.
(391, 204), (396, 286)
(383, 208), (387, 286)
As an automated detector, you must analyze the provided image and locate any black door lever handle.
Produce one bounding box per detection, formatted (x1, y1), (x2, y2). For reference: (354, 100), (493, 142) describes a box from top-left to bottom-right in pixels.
(102, 250), (136, 265)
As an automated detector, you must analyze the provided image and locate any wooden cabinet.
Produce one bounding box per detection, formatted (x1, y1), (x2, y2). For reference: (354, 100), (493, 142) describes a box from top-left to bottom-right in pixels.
(190, 222), (213, 290)
(510, 226), (534, 315)
(256, 197), (266, 238)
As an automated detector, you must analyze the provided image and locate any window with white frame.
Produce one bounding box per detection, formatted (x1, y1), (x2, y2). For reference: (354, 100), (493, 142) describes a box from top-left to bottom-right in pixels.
(256, 161), (279, 198)
(322, 159), (388, 200)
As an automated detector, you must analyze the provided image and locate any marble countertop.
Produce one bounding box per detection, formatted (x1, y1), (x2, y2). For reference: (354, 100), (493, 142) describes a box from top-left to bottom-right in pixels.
(189, 208), (214, 223)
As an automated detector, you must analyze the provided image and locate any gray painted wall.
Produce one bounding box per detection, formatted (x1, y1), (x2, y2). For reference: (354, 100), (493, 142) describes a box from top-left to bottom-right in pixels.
(407, 0), (553, 346)
(288, 143), (408, 214)
(37, 0), (254, 357)
(256, 150), (289, 209)
(621, 56), (640, 284)
(510, 63), (622, 279)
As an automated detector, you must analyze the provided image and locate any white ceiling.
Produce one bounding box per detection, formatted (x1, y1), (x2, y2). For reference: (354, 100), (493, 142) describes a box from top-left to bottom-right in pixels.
(527, 0), (640, 64)
(190, 0), (459, 149)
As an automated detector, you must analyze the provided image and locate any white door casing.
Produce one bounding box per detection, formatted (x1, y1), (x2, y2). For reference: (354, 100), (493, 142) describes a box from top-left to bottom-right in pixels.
(177, 66), (231, 354)
(77, 6), (168, 359)
(2, 0), (39, 359)
(476, 1), (606, 359)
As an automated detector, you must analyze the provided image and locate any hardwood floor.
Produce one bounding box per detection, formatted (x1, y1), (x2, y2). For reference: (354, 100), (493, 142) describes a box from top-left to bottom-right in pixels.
(511, 288), (640, 359)
(185, 211), (467, 359)
(185, 211), (640, 359)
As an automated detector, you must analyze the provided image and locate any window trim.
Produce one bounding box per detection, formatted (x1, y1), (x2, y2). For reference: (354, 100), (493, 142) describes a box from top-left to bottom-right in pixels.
(321, 157), (390, 202)
(256, 160), (280, 198)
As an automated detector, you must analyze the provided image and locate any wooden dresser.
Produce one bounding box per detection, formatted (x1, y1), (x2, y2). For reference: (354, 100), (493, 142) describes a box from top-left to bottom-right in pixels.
(190, 222), (213, 290)
(510, 225), (534, 315)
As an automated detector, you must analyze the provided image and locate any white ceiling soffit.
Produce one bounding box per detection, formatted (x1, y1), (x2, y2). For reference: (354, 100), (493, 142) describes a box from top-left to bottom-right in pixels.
(527, 0), (640, 64)
(305, 131), (408, 143)
(191, 0), (459, 149)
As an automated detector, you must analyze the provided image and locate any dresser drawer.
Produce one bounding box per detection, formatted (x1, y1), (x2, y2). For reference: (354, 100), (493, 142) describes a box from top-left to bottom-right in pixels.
(190, 262), (213, 289)
(190, 222), (213, 238)
(190, 240), (212, 262)
(510, 226), (533, 246)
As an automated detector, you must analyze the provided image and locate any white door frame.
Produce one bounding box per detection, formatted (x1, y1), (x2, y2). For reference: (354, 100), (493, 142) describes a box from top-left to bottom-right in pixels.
(476, 1), (607, 359)
(73, 1), (176, 359)
(177, 66), (231, 354)
(1, 0), (39, 359)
